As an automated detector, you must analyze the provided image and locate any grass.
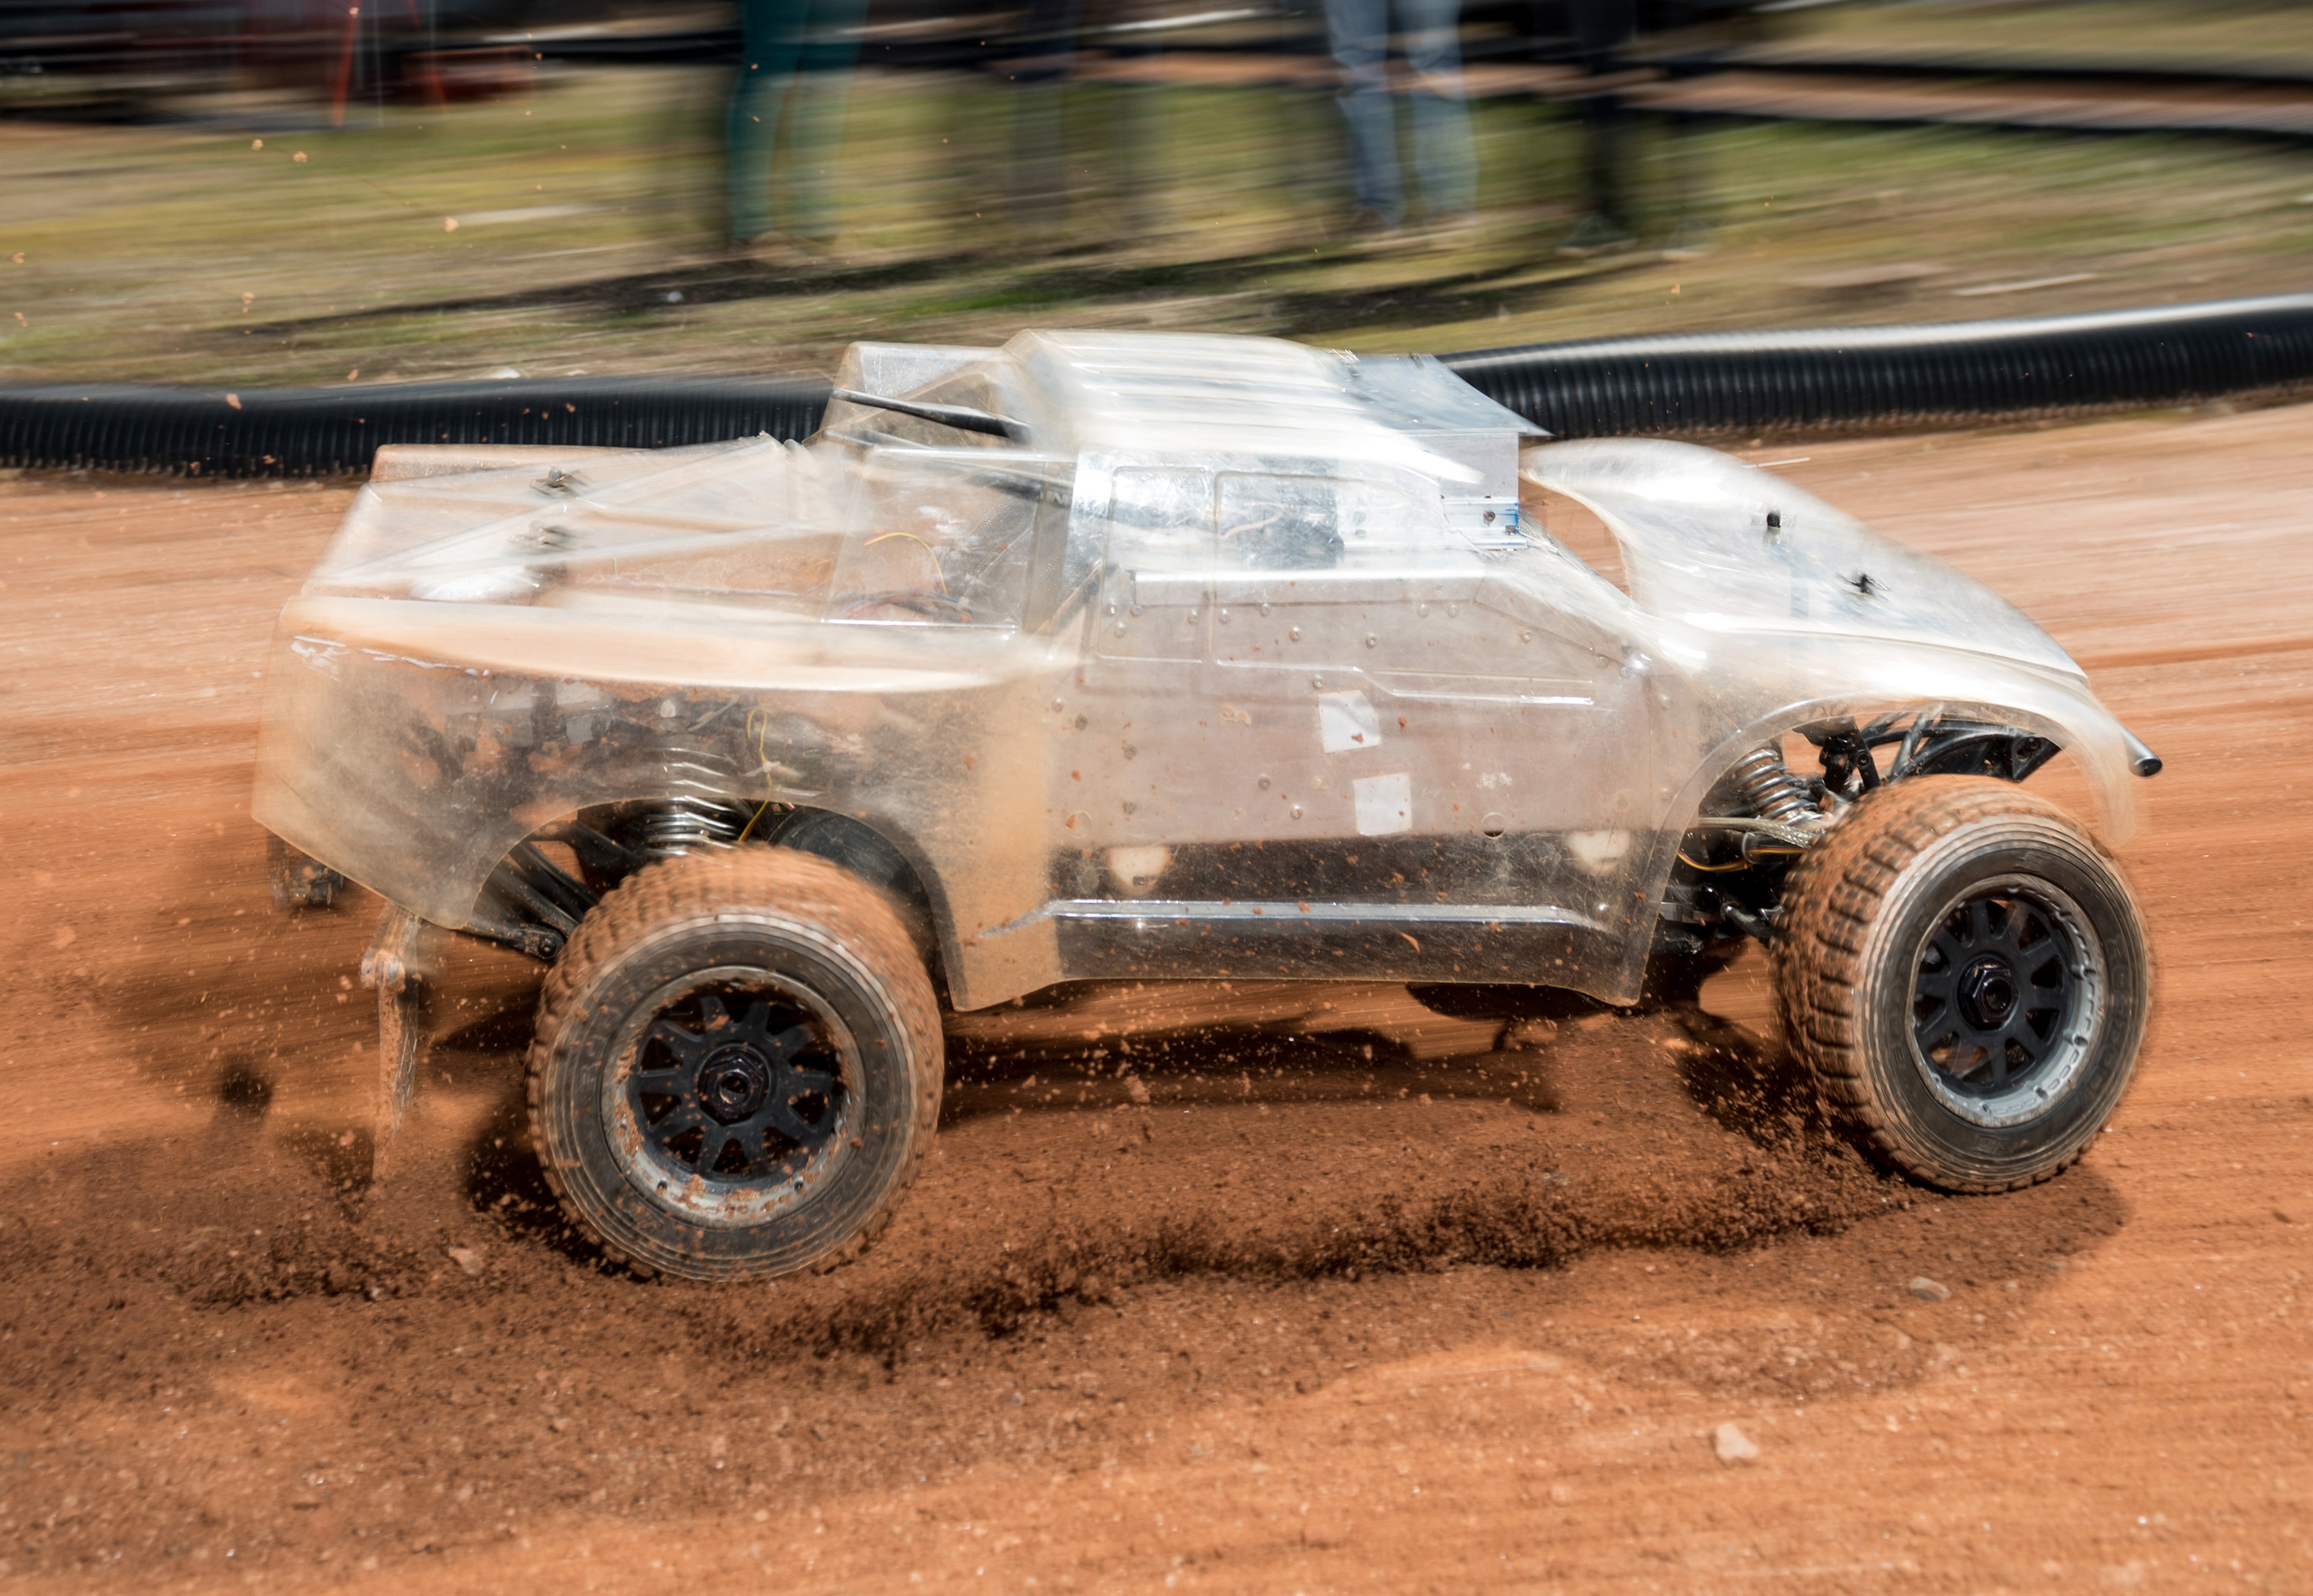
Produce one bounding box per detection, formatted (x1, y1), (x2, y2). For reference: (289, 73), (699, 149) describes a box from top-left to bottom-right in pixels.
(5, 57), (2313, 387)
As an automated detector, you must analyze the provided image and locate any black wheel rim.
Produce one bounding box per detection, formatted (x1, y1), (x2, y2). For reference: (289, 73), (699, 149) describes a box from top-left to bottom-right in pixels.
(624, 982), (849, 1188)
(1910, 879), (2098, 1126)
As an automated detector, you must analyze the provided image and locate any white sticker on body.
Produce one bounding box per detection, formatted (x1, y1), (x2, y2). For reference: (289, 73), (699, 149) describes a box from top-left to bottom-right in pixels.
(1352, 772), (1412, 836)
(1317, 691), (1382, 753)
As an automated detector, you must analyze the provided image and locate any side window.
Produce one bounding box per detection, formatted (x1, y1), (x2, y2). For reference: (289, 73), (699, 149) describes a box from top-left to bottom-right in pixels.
(1217, 473), (1457, 571)
(1097, 467), (1211, 662)
(1217, 473), (1342, 571)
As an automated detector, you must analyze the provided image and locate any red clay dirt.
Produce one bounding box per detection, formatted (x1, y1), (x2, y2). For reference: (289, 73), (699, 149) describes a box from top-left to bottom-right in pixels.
(1, 406), (2308, 1592)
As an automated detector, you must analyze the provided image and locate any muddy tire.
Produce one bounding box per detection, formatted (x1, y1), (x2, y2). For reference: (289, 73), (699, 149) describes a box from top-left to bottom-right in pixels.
(1775, 776), (2149, 1193)
(527, 847), (943, 1281)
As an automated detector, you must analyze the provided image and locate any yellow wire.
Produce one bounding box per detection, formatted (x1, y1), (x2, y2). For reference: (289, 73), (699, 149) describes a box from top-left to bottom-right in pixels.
(1678, 850), (1749, 874)
(735, 705), (777, 843)
(864, 530), (950, 594)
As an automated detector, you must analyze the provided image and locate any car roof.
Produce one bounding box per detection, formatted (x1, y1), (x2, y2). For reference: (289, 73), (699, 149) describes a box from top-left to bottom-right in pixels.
(836, 329), (1541, 487)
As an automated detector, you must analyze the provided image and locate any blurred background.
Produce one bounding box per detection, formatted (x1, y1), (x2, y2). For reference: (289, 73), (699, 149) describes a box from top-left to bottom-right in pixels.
(5, 0), (2313, 385)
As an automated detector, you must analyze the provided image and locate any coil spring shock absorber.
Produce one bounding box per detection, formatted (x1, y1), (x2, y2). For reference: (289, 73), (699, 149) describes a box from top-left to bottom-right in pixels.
(636, 738), (752, 857)
(1728, 746), (1816, 826)
(638, 799), (747, 856)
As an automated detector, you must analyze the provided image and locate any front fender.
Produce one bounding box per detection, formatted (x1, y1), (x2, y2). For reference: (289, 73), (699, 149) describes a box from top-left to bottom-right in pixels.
(1617, 653), (2145, 997)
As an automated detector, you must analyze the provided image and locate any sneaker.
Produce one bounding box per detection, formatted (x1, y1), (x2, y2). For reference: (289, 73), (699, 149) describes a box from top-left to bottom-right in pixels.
(1661, 217), (1716, 261)
(1555, 214), (1637, 258)
(1412, 210), (1480, 250)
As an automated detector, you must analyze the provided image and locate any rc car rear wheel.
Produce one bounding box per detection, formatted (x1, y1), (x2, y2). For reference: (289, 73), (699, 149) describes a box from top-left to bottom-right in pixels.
(527, 847), (943, 1281)
(1775, 776), (2149, 1193)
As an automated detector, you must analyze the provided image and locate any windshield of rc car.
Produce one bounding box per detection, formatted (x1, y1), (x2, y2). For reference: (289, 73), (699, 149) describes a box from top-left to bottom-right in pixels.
(824, 448), (1070, 628)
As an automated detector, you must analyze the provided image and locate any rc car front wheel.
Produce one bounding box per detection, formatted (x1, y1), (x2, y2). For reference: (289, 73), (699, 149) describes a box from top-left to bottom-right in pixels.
(527, 847), (943, 1281)
(1775, 776), (2149, 1193)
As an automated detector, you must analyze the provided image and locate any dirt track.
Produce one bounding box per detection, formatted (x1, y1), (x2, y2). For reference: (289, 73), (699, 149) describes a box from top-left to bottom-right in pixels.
(2, 406), (2310, 1591)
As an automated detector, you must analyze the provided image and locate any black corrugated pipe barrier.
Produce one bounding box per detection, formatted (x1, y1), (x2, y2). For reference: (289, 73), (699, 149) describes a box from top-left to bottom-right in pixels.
(0, 375), (833, 478)
(5, 295), (2312, 476)
(1439, 294), (2313, 439)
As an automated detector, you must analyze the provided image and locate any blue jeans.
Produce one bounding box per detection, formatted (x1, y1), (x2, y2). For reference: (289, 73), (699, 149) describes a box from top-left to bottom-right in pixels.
(1325, 0), (1476, 227)
(726, 0), (869, 243)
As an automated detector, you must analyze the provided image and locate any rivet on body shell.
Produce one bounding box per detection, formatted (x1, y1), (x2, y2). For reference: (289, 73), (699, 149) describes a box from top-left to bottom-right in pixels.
(1257, 775), (1271, 790)
(1290, 806), (1305, 820)
(1258, 602), (1271, 616)
(1289, 625), (1302, 641)
(1448, 603), (1460, 617)
(1218, 608), (1230, 624)
(1365, 634), (1379, 648)
(1114, 621), (1126, 635)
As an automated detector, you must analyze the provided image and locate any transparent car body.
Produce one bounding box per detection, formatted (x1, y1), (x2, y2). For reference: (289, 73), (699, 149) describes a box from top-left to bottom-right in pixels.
(253, 331), (2146, 1010)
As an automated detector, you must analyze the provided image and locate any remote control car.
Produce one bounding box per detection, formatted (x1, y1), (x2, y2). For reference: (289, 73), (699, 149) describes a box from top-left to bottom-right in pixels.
(254, 330), (2161, 1279)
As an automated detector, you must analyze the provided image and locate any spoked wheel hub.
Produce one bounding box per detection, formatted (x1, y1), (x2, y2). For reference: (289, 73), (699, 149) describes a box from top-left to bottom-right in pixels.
(608, 973), (853, 1224)
(1909, 878), (2104, 1130)
(1954, 953), (2021, 1030)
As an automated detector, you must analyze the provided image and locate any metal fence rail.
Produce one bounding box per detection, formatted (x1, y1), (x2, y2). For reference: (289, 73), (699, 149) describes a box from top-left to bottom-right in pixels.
(7, 295), (2311, 476)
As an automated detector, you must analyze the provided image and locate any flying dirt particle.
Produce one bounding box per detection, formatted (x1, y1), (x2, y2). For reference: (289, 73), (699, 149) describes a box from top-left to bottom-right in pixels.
(251, 138), (262, 149)
(446, 1247), (486, 1278)
(1503, 1018), (1558, 1050)
(1908, 1277), (1951, 1302)
(2276, 1209), (2295, 1224)
(224, 395), (241, 411)
(444, 218), (459, 233)
(1126, 1076), (1151, 1105)
(1712, 1422), (1759, 1464)
(293, 152), (307, 163)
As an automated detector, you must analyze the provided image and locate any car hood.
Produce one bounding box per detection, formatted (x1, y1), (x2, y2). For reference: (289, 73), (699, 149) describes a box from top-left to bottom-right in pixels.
(1523, 438), (2081, 677)
(1520, 437), (2146, 838)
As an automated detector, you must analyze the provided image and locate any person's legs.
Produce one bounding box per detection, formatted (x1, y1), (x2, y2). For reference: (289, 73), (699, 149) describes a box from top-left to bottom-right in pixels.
(788, 0), (869, 242)
(1325, 0), (1402, 227)
(1008, 0), (1086, 235)
(1396, 0), (1473, 221)
(1558, 0), (1636, 251)
(726, 0), (809, 243)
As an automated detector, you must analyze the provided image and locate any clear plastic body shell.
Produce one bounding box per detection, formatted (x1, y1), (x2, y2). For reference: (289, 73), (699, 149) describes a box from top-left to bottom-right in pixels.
(254, 332), (2147, 1010)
